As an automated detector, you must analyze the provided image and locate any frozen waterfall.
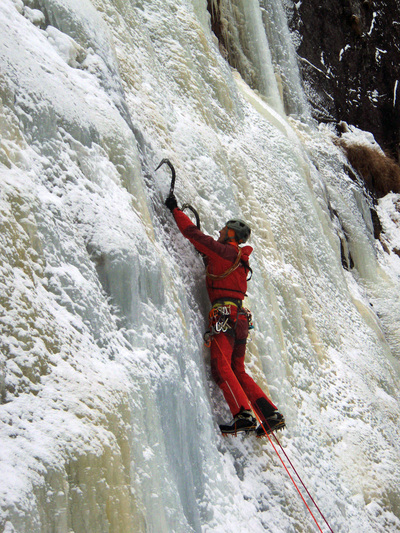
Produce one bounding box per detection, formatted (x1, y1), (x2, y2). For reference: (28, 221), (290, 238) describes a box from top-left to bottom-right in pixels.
(1, 0), (400, 532)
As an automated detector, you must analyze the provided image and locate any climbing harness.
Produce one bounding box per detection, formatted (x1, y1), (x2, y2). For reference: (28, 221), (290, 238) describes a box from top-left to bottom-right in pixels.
(203, 300), (253, 347)
(241, 306), (254, 330)
(155, 158), (201, 229)
(204, 304), (232, 346)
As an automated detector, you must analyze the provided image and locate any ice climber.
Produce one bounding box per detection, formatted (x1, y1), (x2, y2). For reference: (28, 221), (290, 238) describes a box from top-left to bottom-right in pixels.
(165, 194), (285, 437)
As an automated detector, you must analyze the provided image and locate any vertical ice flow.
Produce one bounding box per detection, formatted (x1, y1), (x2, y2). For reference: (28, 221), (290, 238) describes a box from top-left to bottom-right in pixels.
(0, 0), (399, 532)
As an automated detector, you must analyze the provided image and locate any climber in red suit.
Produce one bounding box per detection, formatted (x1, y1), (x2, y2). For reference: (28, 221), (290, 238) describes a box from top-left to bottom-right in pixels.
(165, 194), (285, 436)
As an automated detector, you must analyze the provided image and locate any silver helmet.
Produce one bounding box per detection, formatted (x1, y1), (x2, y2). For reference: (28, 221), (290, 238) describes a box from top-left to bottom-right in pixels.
(226, 219), (251, 243)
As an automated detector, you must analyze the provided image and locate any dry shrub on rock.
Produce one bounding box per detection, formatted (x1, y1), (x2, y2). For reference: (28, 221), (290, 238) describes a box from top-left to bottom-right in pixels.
(337, 139), (400, 197)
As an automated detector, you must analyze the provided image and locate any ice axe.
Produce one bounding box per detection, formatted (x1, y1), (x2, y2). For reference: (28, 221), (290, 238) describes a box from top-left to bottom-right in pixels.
(155, 158), (176, 199)
(155, 158), (201, 229)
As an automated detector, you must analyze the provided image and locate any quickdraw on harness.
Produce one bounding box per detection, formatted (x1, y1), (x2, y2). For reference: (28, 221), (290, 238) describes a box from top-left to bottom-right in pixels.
(204, 300), (254, 347)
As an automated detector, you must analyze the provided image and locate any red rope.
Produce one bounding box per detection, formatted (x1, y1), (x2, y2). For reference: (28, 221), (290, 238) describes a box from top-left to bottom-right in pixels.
(212, 336), (334, 532)
(269, 430), (335, 533)
(252, 409), (326, 533)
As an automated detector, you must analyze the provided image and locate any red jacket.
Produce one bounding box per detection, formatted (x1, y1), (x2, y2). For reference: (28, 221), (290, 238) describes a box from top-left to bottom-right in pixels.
(173, 208), (252, 303)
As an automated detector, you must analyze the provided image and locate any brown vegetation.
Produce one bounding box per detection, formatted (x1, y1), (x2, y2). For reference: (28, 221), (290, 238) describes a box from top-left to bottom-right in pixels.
(350, 15), (362, 37)
(336, 139), (400, 197)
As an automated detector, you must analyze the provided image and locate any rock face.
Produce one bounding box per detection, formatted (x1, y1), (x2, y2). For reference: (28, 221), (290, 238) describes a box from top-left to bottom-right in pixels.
(284, 0), (400, 160)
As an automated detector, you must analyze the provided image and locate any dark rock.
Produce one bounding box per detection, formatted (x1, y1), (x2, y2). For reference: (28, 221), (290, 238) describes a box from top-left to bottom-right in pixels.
(285, 0), (400, 161)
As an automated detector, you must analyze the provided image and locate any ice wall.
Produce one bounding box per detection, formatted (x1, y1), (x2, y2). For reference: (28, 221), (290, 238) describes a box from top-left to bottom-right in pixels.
(209, 0), (309, 115)
(1, 0), (400, 532)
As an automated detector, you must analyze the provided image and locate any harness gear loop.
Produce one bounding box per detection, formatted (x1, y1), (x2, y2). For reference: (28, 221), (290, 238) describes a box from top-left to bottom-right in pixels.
(206, 249), (243, 280)
(203, 331), (212, 347)
(204, 299), (254, 347)
(210, 305), (232, 333)
(241, 306), (254, 330)
(204, 300), (239, 345)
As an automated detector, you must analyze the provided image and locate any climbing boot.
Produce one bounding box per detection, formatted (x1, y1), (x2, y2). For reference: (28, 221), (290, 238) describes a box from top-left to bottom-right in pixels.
(256, 411), (286, 437)
(220, 410), (257, 435)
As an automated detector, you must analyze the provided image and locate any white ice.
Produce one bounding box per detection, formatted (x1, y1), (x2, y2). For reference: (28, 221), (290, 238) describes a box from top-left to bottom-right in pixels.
(0, 0), (400, 532)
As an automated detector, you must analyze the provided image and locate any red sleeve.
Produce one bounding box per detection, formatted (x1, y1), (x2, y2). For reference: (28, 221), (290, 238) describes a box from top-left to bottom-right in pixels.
(172, 208), (232, 260)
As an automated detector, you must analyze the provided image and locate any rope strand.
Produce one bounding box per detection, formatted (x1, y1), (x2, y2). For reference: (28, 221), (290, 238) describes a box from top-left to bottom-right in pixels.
(212, 335), (334, 532)
(270, 431), (335, 533)
(251, 409), (326, 533)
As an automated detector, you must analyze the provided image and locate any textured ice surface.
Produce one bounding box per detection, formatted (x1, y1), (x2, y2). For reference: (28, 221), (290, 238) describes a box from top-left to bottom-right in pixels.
(0, 0), (400, 532)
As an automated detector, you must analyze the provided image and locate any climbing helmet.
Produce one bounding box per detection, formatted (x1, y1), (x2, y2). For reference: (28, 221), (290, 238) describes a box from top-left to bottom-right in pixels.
(225, 219), (251, 243)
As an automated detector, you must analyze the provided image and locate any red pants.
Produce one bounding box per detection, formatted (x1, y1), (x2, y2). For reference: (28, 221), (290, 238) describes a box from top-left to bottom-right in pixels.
(210, 312), (277, 422)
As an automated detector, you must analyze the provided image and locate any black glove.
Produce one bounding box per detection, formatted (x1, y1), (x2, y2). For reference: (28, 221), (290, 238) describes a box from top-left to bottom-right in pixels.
(165, 194), (178, 212)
